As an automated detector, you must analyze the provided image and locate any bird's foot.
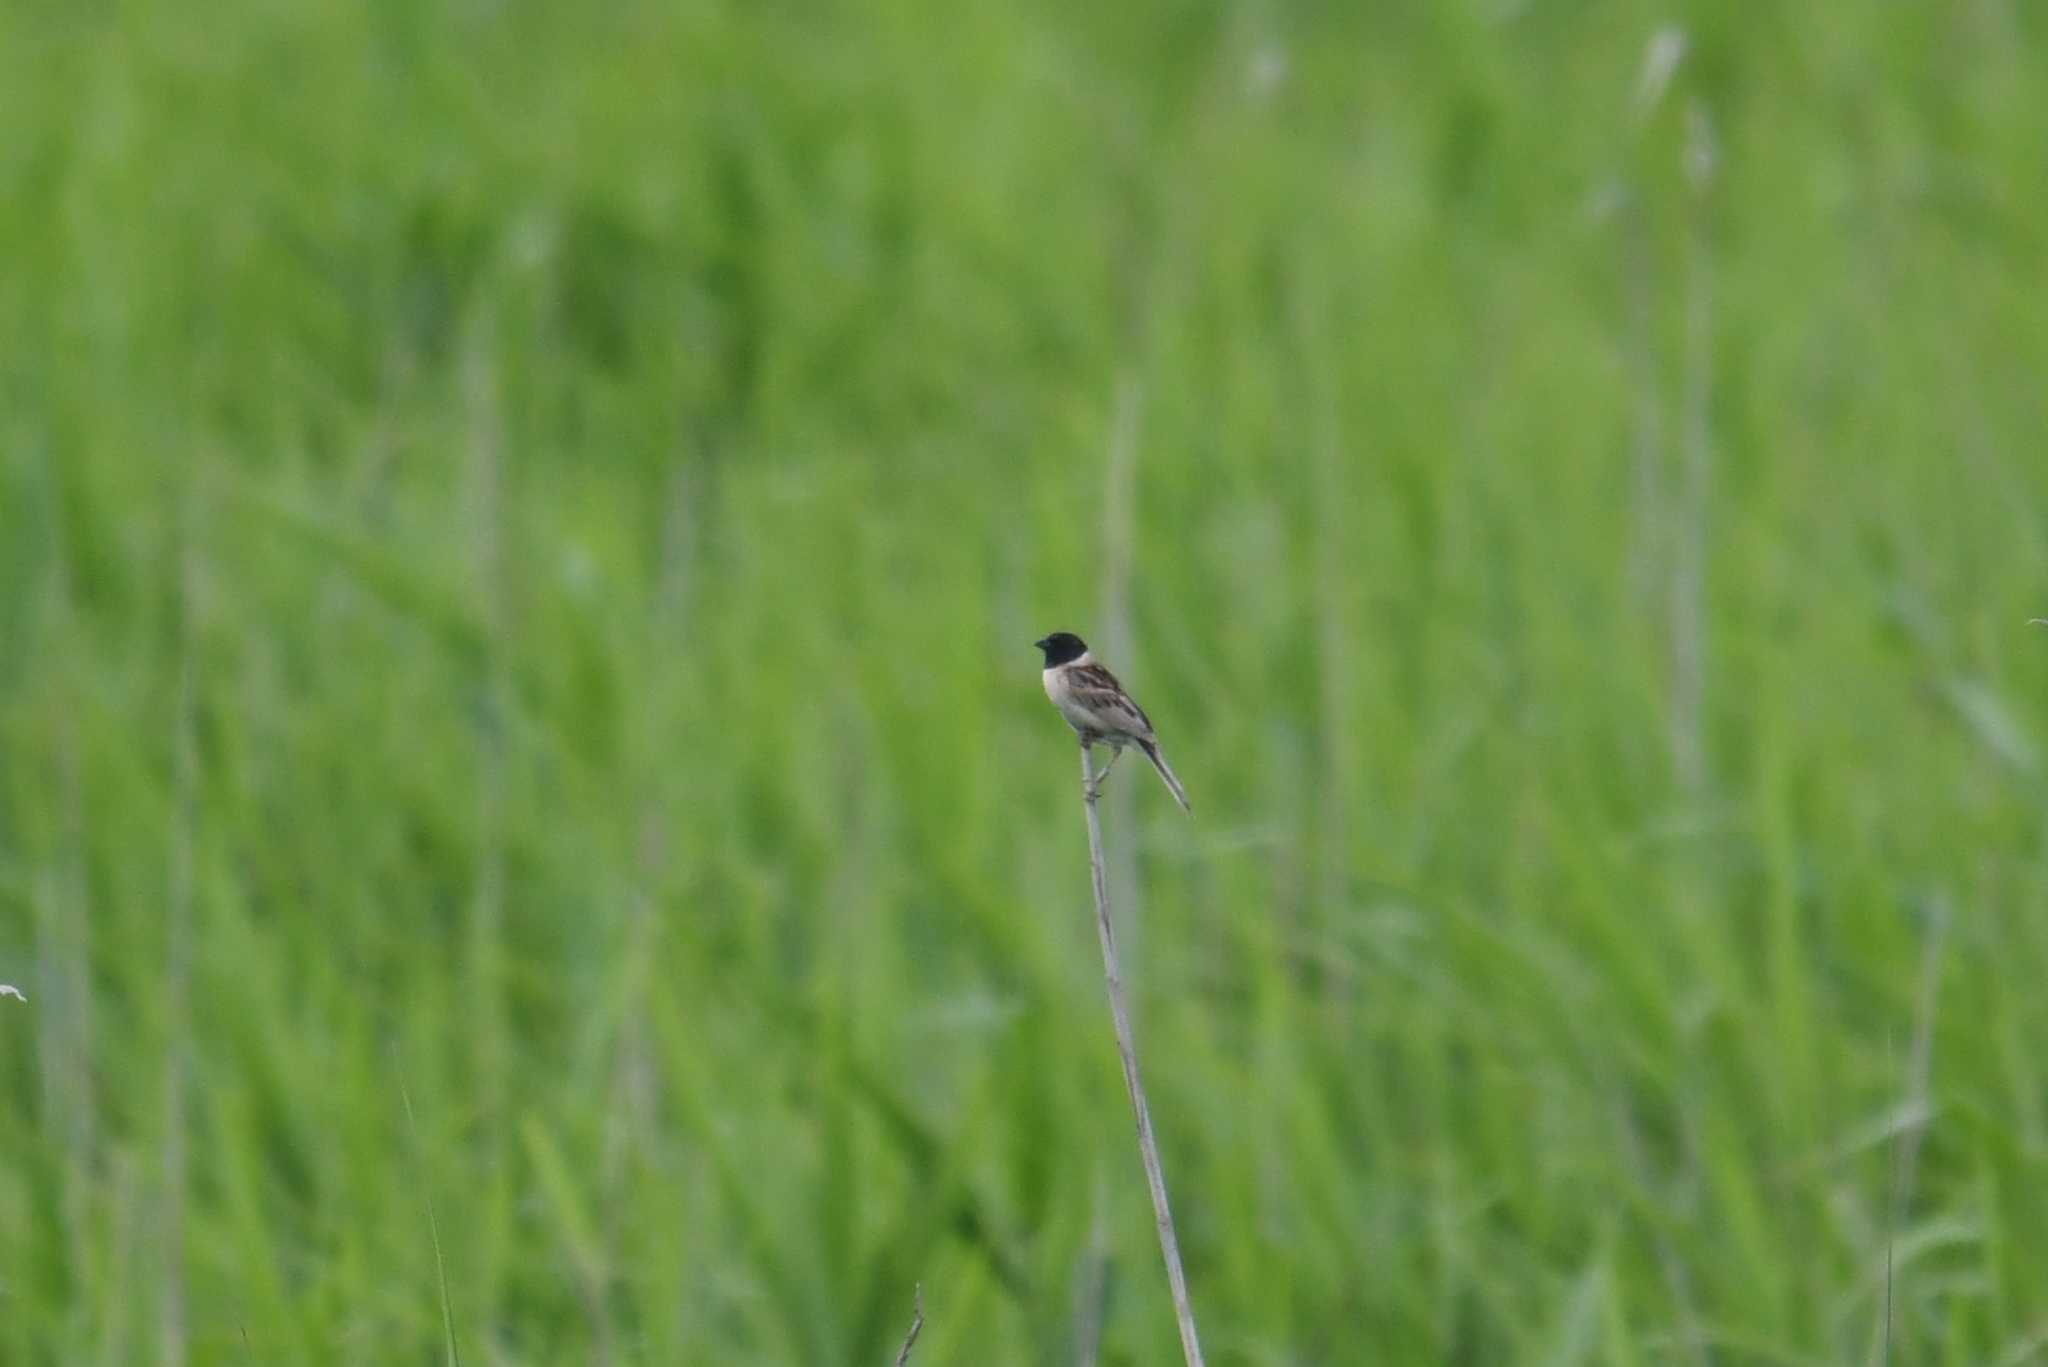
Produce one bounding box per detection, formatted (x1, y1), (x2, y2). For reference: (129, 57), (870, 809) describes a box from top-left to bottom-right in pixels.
(1084, 747), (1124, 801)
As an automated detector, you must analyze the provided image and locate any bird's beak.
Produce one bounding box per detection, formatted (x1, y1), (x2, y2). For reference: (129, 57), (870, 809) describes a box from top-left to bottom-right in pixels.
(1033, 637), (1048, 650)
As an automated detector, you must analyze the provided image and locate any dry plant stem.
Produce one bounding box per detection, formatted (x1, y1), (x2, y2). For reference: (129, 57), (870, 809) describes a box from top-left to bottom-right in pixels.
(1080, 744), (1206, 1367)
(891, 1285), (924, 1367)
(37, 447), (96, 1296)
(1671, 99), (1716, 799)
(162, 501), (199, 1367)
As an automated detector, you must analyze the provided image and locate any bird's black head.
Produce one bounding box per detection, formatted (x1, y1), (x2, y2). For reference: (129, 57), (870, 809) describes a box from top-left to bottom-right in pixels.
(1035, 632), (1088, 667)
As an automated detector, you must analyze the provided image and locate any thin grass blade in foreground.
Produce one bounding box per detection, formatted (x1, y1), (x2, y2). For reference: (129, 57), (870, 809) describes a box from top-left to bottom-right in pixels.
(399, 1073), (464, 1367)
(1078, 745), (1205, 1367)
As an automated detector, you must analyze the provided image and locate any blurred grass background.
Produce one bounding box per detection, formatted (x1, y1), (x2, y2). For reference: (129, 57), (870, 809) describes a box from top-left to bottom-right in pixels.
(4, 1), (2048, 1362)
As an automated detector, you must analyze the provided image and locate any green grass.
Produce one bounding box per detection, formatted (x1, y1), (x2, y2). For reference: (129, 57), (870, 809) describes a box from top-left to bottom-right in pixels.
(4, 1), (2048, 1362)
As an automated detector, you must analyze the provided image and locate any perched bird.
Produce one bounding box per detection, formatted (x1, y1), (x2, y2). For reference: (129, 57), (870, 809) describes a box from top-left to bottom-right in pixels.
(1036, 631), (1191, 812)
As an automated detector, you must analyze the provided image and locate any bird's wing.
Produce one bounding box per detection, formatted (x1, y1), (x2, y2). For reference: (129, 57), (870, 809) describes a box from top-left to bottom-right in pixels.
(1065, 662), (1154, 738)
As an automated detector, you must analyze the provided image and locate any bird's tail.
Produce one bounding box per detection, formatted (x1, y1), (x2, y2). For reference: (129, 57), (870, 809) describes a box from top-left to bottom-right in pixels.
(1138, 739), (1192, 814)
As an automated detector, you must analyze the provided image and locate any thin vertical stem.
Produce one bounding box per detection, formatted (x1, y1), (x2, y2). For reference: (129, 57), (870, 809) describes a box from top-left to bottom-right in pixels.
(1624, 23), (1687, 607)
(890, 1284), (924, 1367)
(161, 491), (199, 1367)
(1292, 261), (1355, 923)
(35, 443), (96, 1293)
(1621, 188), (1665, 605)
(1080, 745), (1205, 1367)
(1671, 100), (1716, 798)
(463, 332), (509, 1138)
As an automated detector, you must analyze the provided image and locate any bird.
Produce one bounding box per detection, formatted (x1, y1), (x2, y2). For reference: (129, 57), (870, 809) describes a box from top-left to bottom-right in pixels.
(1035, 631), (1191, 812)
